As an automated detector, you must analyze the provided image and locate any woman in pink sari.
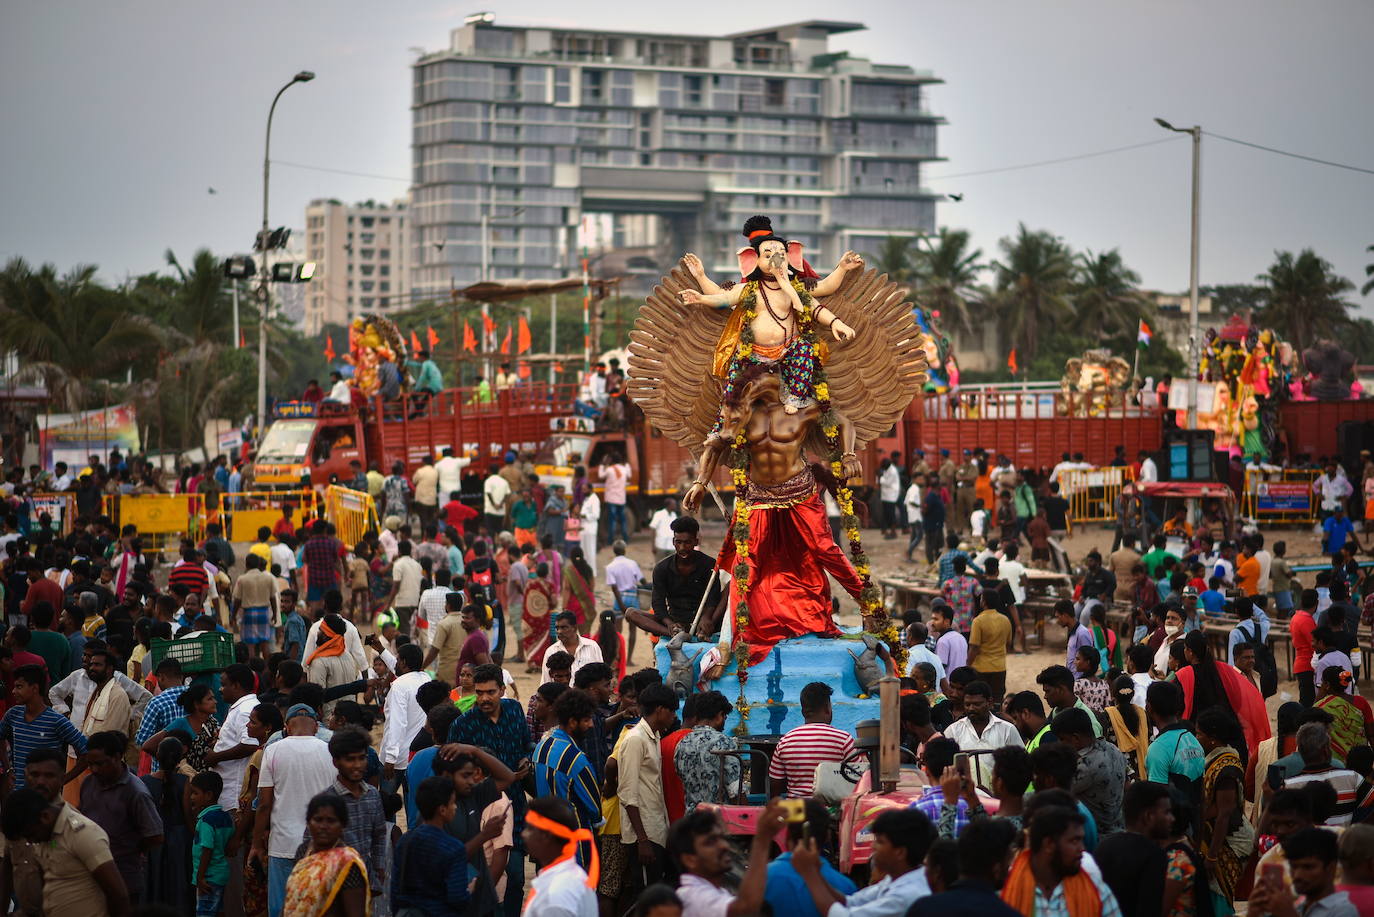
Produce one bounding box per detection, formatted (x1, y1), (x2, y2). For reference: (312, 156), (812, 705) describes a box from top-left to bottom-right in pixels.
(1177, 630), (1271, 760)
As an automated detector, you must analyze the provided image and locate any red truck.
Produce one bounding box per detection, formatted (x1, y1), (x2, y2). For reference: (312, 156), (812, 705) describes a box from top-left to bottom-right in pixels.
(251, 385), (575, 489)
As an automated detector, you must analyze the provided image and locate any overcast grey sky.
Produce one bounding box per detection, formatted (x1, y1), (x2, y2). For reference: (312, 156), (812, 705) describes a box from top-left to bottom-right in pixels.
(3, 1), (1372, 309)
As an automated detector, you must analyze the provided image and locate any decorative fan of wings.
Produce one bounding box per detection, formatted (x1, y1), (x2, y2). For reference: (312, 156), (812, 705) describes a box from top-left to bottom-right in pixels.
(626, 259), (929, 455)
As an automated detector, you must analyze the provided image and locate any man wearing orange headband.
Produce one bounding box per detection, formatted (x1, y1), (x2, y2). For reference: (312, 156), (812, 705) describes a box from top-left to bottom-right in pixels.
(522, 796), (598, 916)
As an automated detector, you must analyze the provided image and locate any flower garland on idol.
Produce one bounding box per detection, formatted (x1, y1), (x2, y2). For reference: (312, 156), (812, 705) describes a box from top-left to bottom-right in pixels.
(725, 278), (903, 713)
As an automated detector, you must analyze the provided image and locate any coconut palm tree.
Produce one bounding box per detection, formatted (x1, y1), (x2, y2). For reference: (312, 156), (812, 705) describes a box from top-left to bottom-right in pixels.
(0, 257), (158, 411)
(1256, 249), (1355, 351)
(990, 224), (1076, 365)
(1072, 248), (1153, 342)
(911, 227), (985, 334)
(868, 236), (917, 285)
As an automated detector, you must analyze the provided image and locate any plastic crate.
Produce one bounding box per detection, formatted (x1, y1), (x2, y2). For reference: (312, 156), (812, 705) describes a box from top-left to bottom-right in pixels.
(149, 631), (235, 674)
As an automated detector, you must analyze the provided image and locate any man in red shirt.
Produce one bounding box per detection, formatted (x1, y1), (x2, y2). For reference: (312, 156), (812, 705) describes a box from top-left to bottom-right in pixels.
(19, 560), (62, 619)
(1292, 587), (1319, 706)
(660, 694), (697, 823)
(442, 490), (478, 531)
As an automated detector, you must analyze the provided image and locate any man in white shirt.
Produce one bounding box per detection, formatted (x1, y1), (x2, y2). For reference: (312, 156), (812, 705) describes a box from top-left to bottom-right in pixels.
(301, 597), (369, 713)
(523, 797), (599, 917)
(648, 499), (679, 563)
(417, 568), (454, 648)
(542, 612), (603, 683)
(903, 478), (924, 562)
(579, 490), (601, 576)
(388, 540), (424, 641)
(483, 464), (512, 534)
(207, 664), (262, 810)
(1251, 533), (1274, 594)
(252, 703), (336, 915)
(325, 370), (351, 403)
(381, 644), (433, 789)
(1137, 450), (1159, 483)
(942, 680), (1024, 790)
(434, 447), (471, 506)
(270, 536), (296, 584)
(998, 543), (1029, 606)
(790, 807), (934, 917)
(904, 622), (946, 685)
(49, 647), (152, 723)
(1313, 460), (1354, 520)
(604, 540), (644, 616)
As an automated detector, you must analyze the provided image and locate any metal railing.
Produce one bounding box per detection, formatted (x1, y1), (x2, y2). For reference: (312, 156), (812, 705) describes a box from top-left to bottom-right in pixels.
(1242, 467), (1320, 526)
(1064, 466), (1137, 524)
(324, 486), (380, 549)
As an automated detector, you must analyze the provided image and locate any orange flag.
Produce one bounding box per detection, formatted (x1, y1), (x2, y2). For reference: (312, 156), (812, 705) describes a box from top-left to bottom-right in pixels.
(410, 330), (423, 354)
(1007, 348), (1018, 374)
(517, 316), (532, 354)
(323, 334), (336, 362)
(500, 325), (512, 355)
(427, 325), (440, 349)
(462, 321), (477, 353)
(482, 313), (497, 337)
(518, 361), (531, 379)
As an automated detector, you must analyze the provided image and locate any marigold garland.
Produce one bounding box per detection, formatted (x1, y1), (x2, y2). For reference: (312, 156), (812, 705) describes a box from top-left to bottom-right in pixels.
(725, 278), (904, 694)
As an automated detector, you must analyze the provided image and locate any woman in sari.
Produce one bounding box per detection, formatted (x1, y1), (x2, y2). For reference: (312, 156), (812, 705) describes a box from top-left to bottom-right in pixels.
(562, 547), (596, 634)
(141, 737), (192, 917)
(1195, 708), (1254, 917)
(1105, 675), (1150, 779)
(450, 663), (478, 712)
(521, 561), (557, 671)
(141, 683), (221, 772)
(283, 792), (370, 917)
(1177, 631), (1271, 760)
(1316, 665), (1366, 761)
(1088, 602), (1121, 673)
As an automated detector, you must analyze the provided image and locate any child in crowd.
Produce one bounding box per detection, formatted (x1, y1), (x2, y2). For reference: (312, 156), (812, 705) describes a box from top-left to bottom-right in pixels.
(1072, 645), (1110, 713)
(190, 770), (234, 917)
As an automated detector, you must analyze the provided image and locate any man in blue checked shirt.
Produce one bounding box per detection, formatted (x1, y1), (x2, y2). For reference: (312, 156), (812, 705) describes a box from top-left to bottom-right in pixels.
(133, 657), (186, 769)
(532, 688), (602, 867)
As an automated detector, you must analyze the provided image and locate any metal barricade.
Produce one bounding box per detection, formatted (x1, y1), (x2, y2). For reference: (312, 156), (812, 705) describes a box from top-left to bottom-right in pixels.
(103, 493), (207, 549)
(220, 489), (319, 542)
(1064, 466), (1136, 524)
(324, 485), (379, 547)
(1242, 467), (1319, 526)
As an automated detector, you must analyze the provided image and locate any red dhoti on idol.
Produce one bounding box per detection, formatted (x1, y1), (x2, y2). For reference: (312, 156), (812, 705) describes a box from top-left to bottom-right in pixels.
(717, 467), (865, 666)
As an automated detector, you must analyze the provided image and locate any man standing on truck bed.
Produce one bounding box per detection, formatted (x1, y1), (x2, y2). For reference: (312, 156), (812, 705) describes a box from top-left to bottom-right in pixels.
(436, 447), (470, 508)
(412, 455), (439, 532)
(406, 348), (442, 414)
(601, 452), (632, 546)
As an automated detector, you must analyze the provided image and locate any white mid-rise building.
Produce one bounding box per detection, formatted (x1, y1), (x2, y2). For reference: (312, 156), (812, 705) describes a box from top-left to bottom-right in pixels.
(302, 198), (412, 334)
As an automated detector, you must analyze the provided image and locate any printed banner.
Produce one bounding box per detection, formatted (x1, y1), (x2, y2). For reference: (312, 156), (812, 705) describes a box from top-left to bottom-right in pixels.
(1256, 482), (1310, 512)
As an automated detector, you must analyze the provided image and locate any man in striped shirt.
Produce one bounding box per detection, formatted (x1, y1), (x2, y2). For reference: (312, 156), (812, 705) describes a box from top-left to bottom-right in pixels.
(1283, 722), (1362, 825)
(768, 682), (855, 798)
(532, 688), (603, 868)
(0, 665), (86, 789)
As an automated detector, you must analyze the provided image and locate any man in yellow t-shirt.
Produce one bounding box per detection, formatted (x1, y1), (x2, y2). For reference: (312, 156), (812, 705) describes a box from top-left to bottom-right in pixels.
(967, 593), (1012, 699)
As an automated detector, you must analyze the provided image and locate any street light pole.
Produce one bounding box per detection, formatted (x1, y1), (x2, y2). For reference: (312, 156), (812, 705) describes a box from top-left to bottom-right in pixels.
(1155, 117), (1202, 430)
(256, 70), (315, 435)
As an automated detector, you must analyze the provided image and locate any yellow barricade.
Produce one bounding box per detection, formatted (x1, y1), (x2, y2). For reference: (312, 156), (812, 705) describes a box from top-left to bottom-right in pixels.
(104, 493), (206, 549)
(1064, 466), (1136, 524)
(1242, 467), (1319, 526)
(220, 490), (319, 542)
(325, 485), (379, 548)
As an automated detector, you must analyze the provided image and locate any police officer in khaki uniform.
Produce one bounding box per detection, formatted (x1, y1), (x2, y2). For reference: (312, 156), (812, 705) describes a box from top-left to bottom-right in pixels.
(954, 448), (979, 534)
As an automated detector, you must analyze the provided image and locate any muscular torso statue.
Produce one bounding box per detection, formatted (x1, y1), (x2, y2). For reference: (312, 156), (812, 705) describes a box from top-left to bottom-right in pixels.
(683, 373), (861, 514)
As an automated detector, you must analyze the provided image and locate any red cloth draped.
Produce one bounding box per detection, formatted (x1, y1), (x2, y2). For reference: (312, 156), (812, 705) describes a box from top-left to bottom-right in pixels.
(1177, 660), (1272, 754)
(717, 491), (864, 666)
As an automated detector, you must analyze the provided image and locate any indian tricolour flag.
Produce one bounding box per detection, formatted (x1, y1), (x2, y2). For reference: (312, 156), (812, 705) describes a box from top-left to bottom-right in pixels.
(1137, 319), (1153, 349)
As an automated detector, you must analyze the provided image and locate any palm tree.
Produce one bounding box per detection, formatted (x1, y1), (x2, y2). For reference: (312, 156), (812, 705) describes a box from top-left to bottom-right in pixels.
(0, 257), (158, 411)
(911, 227), (985, 334)
(1256, 249), (1355, 351)
(868, 236), (917, 285)
(1073, 248), (1153, 342)
(990, 224), (1076, 364)
(1363, 244), (1373, 297)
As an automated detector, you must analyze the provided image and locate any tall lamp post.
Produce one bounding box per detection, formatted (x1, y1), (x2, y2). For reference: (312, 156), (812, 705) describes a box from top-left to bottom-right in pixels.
(256, 70), (315, 434)
(1155, 117), (1202, 430)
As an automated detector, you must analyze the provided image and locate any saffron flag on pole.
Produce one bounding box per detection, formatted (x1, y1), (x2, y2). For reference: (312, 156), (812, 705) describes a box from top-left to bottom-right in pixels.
(1137, 319), (1153, 349)
(517, 316), (532, 354)
(462, 321), (477, 353)
(427, 325), (440, 350)
(410, 330), (423, 354)
(500, 325), (512, 355)
(1007, 348), (1018, 374)
(323, 334), (336, 363)
(482, 313), (497, 337)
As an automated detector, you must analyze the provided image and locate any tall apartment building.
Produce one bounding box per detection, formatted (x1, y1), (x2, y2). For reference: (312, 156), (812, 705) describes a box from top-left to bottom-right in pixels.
(410, 16), (943, 297)
(302, 198), (411, 334)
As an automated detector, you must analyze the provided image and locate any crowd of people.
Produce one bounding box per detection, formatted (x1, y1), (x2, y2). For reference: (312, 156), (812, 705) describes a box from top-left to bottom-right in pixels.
(3, 434), (1374, 917)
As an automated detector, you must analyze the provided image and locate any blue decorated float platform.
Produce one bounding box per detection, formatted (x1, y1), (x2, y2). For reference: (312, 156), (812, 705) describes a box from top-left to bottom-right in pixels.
(654, 628), (881, 737)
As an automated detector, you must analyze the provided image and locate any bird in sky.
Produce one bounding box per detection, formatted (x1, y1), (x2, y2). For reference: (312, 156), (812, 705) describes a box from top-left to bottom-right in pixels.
(207, 187), (217, 194)
(947, 193), (964, 202)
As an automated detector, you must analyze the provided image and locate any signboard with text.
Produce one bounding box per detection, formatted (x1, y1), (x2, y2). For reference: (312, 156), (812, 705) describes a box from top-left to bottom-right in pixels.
(1256, 482), (1310, 513)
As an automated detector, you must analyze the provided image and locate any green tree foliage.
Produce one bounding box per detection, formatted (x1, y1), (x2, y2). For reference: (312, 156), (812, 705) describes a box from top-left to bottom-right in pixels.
(990, 224), (1076, 366)
(911, 228), (985, 334)
(1255, 249), (1355, 352)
